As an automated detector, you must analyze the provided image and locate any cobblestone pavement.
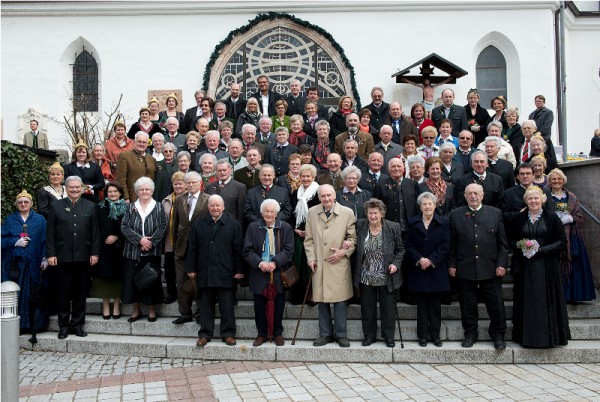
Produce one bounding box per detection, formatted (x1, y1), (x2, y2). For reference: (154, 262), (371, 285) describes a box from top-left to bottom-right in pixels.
(18, 351), (600, 401)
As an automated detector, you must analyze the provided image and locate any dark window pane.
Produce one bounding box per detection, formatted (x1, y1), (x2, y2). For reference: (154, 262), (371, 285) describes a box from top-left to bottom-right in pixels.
(476, 46), (507, 107)
(73, 50), (98, 112)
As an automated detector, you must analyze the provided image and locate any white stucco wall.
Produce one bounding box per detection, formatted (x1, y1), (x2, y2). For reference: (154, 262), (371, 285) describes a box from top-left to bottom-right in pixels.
(1, 1), (598, 155)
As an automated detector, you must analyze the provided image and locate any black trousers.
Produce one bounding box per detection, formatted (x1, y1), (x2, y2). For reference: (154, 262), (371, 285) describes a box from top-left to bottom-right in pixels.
(457, 277), (506, 338)
(57, 261), (90, 329)
(360, 283), (396, 341)
(198, 287), (236, 339)
(415, 292), (442, 340)
(163, 252), (177, 298)
(175, 255), (201, 319)
(254, 292), (285, 338)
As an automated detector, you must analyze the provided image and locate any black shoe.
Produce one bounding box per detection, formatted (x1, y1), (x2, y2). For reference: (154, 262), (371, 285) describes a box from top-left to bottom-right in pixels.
(492, 335), (506, 350)
(127, 314), (144, 323)
(461, 336), (477, 348)
(72, 327), (87, 337)
(148, 315), (157, 322)
(385, 339), (395, 348)
(58, 328), (69, 339)
(164, 295), (177, 304)
(103, 314), (111, 320)
(418, 339), (427, 347)
(337, 337), (350, 348)
(112, 314), (121, 320)
(313, 336), (335, 347)
(172, 316), (193, 325)
(361, 337), (374, 347)
(433, 339), (443, 347)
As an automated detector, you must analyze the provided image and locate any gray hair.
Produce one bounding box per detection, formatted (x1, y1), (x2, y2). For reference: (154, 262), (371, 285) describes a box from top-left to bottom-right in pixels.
(229, 138), (243, 148)
(407, 155), (425, 167)
(259, 164), (275, 175)
(207, 194), (224, 206)
(290, 114), (304, 125)
(417, 191), (438, 206)
(484, 136), (502, 148)
(166, 117), (179, 125)
(274, 126), (289, 136)
(216, 158), (231, 168)
(522, 119), (537, 130)
(242, 123), (257, 135)
(299, 163), (317, 178)
(184, 171), (201, 182)
(151, 133), (164, 142)
(92, 143), (105, 151)
(177, 151), (191, 161)
(371, 86), (384, 96)
(163, 142), (177, 152)
(439, 141), (456, 154)
(343, 138), (358, 148)
(218, 120), (234, 132)
(506, 108), (519, 120)
(345, 113), (359, 124)
(134, 131), (149, 141)
(214, 101), (226, 109)
(341, 165), (362, 181)
(205, 130), (220, 140)
(65, 175), (83, 186)
(315, 119), (330, 130)
(318, 184), (336, 198)
(133, 176), (155, 193)
(259, 115), (272, 125)
(199, 153), (217, 166)
(246, 98), (259, 107)
(470, 150), (487, 162)
(260, 198), (281, 214)
(487, 121), (503, 132)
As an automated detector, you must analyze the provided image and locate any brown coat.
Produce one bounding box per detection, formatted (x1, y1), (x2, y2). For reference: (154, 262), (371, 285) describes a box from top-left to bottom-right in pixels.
(304, 202), (357, 303)
(172, 191), (210, 258)
(115, 150), (156, 202)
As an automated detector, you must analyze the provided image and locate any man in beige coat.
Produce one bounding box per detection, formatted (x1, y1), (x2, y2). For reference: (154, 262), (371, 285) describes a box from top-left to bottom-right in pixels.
(304, 184), (357, 347)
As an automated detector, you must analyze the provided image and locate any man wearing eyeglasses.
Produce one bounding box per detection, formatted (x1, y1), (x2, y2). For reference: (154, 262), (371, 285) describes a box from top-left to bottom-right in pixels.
(432, 89), (468, 136)
(452, 130), (477, 174)
(501, 162), (554, 220)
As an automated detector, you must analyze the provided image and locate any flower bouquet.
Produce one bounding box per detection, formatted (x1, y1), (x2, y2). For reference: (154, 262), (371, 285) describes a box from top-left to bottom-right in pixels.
(517, 238), (540, 259)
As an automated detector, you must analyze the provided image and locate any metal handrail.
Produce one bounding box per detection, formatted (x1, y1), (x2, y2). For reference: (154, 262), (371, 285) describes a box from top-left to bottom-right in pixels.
(579, 203), (600, 226)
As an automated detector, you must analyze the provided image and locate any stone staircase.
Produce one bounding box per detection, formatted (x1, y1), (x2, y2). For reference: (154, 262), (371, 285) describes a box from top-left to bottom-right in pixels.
(20, 275), (600, 364)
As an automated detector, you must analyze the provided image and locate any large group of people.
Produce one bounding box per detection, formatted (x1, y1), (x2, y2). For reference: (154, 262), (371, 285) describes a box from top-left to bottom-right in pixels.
(3, 78), (597, 351)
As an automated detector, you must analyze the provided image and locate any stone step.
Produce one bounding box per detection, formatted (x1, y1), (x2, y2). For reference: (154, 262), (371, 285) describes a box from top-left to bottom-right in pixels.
(46, 315), (600, 342)
(84, 298), (600, 321)
(20, 332), (600, 364)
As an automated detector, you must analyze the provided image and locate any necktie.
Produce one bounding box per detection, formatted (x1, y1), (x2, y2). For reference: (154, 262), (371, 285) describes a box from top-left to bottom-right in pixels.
(394, 121), (399, 133)
(371, 173), (378, 182)
(478, 175), (485, 183)
(522, 140), (530, 162)
(325, 210), (331, 219)
(219, 181), (225, 189)
(187, 195), (194, 210)
(262, 186), (270, 198)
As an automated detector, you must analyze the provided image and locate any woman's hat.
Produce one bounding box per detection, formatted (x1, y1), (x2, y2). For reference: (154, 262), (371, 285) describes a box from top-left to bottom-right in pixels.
(148, 97), (160, 105)
(139, 106), (151, 115)
(16, 189), (33, 202)
(74, 139), (88, 149)
(166, 92), (179, 105)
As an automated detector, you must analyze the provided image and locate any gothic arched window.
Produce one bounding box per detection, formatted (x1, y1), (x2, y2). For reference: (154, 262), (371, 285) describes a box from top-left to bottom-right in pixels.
(72, 49), (98, 112)
(476, 45), (507, 107)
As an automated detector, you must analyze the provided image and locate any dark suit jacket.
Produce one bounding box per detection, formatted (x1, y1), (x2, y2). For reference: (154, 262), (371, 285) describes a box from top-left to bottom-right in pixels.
(46, 197), (101, 262)
(63, 162), (105, 202)
(316, 172), (344, 191)
(487, 158), (515, 190)
(224, 97), (246, 124)
(251, 89), (282, 117)
(234, 166), (261, 190)
(365, 101), (390, 132)
(373, 177), (419, 231)
(172, 191), (209, 258)
(374, 142), (403, 174)
(448, 205), (508, 280)
(432, 104), (468, 136)
(383, 115), (417, 145)
(265, 143), (299, 177)
(284, 94), (306, 116)
(115, 150), (157, 202)
(591, 135), (600, 157)
(454, 172), (504, 209)
(501, 185), (554, 220)
(243, 218), (294, 294)
(452, 147), (476, 174)
(441, 161), (465, 184)
(182, 106), (202, 134)
(465, 104), (492, 146)
(529, 106), (554, 139)
(359, 171), (388, 194)
(205, 179), (247, 225)
(341, 155), (369, 175)
(329, 111), (348, 137)
(244, 185), (292, 226)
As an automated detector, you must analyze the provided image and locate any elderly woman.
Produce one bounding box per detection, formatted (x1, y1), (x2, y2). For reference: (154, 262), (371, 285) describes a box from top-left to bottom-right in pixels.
(464, 89), (491, 146)
(477, 121), (517, 168)
(120, 177), (167, 323)
(407, 155), (426, 183)
(353, 198), (404, 348)
(490, 96), (508, 128)
(177, 151), (192, 174)
(419, 157), (455, 216)
(508, 185), (570, 348)
(153, 142), (178, 202)
(529, 134), (558, 174)
(236, 98), (261, 137)
(193, 118), (210, 150)
(547, 168), (596, 302)
(438, 142), (464, 184)
(158, 92), (184, 128)
(182, 131), (201, 171)
(289, 164), (320, 305)
(1, 190), (48, 335)
(264, 127), (299, 177)
(198, 153), (218, 191)
(275, 153), (302, 194)
(404, 192), (451, 347)
(329, 95), (354, 136)
(502, 108), (522, 144)
(271, 99), (290, 132)
(289, 114), (316, 147)
(410, 103), (435, 143)
(91, 181), (127, 320)
(313, 120), (334, 172)
(92, 143), (115, 189)
(150, 133), (165, 162)
(531, 154), (549, 187)
(417, 126), (439, 160)
(161, 171), (187, 305)
(105, 121), (134, 164)
(63, 140), (104, 202)
(218, 120), (235, 152)
(127, 106), (162, 139)
(303, 100), (321, 138)
(243, 199), (294, 346)
(37, 162), (68, 219)
(337, 166), (371, 219)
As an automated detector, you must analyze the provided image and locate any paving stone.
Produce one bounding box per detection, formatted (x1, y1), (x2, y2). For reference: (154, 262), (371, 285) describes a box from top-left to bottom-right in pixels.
(277, 340), (393, 363)
(393, 342), (514, 364)
(513, 341), (600, 363)
(66, 334), (173, 358)
(166, 338), (277, 361)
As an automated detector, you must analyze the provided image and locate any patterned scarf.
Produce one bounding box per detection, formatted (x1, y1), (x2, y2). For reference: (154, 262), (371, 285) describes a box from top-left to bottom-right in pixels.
(289, 130), (307, 146)
(244, 109), (261, 126)
(426, 178), (447, 207)
(286, 172), (302, 192)
(100, 198), (128, 220)
(315, 140), (330, 169)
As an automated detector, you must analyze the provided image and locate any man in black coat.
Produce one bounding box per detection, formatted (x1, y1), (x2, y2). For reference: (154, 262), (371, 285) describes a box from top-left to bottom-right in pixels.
(448, 183), (508, 349)
(186, 195), (244, 347)
(284, 79), (306, 116)
(206, 160), (247, 225)
(341, 138), (369, 174)
(365, 87), (390, 132)
(528, 95), (554, 140)
(306, 86), (330, 120)
(182, 90), (206, 134)
(452, 130), (476, 174)
(431, 89), (468, 136)
(264, 127), (298, 177)
(46, 176), (101, 339)
(223, 83), (246, 125)
(244, 164), (292, 226)
(251, 75), (282, 117)
(359, 152), (389, 194)
(234, 147), (262, 190)
(483, 136), (515, 190)
(501, 163), (554, 220)
(454, 151), (504, 209)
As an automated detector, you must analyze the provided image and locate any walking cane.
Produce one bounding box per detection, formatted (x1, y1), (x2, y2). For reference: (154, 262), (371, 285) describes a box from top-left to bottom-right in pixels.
(291, 271), (314, 345)
(395, 295), (405, 349)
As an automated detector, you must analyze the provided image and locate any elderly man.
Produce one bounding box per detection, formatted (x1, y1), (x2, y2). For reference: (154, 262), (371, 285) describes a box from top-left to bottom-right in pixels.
(431, 89), (468, 136)
(374, 124), (403, 173)
(164, 117), (187, 149)
(365, 87), (390, 132)
(226, 139), (248, 171)
(284, 79), (306, 116)
(316, 153), (344, 190)
(224, 82), (245, 124)
(483, 136), (515, 190)
(407, 156), (425, 184)
(452, 130), (477, 174)
(448, 183), (508, 349)
(206, 159), (247, 225)
(199, 130), (228, 159)
(341, 138), (368, 174)
(257, 116), (275, 145)
(171, 171), (210, 324)
(182, 89), (206, 133)
(251, 75), (282, 116)
(244, 164), (291, 226)
(383, 102), (417, 145)
(454, 150), (504, 208)
(23, 119), (49, 149)
(241, 123), (266, 158)
(186, 194), (244, 347)
(304, 184), (357, 348)
(359, 152), (389, 194)
(528, 95), (554, 140)
(265, 127), (298, 177)
(209, 102), (234, 131)
(502, 162), (554, 220)
(47, 176), (101, 339)
(334, 113), (374, 160)
(234, 146), (262, 190)
(115, 131), (156, 202)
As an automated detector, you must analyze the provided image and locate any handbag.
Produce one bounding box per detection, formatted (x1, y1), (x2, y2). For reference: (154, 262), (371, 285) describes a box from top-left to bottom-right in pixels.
(281, 264), (299, 288)
(134, 261), (161, 290)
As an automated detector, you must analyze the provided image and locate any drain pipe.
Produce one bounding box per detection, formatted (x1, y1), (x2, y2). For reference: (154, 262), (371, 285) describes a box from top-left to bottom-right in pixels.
(555, 1), (568, 161)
